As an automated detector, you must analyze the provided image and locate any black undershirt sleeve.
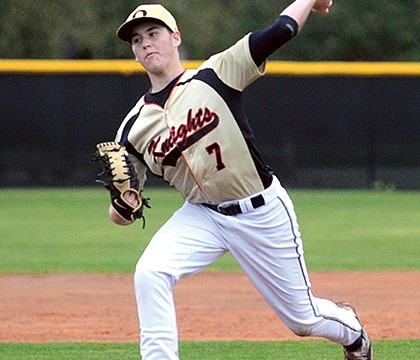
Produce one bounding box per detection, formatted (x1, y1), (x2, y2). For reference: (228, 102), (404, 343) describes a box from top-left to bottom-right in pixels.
(249, 15), (299, 67)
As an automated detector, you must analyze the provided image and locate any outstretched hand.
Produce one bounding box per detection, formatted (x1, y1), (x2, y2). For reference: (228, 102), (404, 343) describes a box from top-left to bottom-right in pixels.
(312, 0), (333, 15)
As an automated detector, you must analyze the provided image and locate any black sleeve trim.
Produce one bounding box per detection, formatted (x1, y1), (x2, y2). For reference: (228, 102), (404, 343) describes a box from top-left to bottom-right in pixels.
(249, 15), (298, 67)
(118, 106), (148, 168)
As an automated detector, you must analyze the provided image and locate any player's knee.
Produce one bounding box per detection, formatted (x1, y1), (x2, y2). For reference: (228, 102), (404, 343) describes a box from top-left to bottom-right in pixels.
(134, 265), (175, 295)
(134, 266), (157, 291)
(288, 323), (314, 337)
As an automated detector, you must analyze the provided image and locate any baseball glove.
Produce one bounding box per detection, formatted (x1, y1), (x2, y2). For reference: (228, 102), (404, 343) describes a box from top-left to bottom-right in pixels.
(94, 142), (149, 224)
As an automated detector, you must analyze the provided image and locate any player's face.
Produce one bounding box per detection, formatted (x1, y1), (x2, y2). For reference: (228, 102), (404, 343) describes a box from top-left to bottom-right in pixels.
(130, 21), (181, 75)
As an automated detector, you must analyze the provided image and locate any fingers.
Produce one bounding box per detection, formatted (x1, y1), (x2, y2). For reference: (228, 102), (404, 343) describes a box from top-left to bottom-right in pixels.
(325, 0), (333, 13)
(312, 0), (333, 15)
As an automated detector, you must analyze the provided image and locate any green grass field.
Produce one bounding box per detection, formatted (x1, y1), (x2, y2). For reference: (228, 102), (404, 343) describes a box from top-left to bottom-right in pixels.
(0, 187), (418, 273)
(0, 187), (419, 359)
(0, 340), (419, 359)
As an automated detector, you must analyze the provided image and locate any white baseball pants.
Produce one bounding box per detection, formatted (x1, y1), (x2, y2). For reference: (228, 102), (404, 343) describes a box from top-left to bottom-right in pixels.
(134, 176), (363, 359)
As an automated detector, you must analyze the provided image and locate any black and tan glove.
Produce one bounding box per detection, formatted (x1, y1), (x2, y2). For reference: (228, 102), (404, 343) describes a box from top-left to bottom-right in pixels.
(94, 142), (149, 223)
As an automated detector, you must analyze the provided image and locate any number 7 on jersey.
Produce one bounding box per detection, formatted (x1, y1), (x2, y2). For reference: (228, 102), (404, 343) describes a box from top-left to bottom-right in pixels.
(205, 142), (226, 171)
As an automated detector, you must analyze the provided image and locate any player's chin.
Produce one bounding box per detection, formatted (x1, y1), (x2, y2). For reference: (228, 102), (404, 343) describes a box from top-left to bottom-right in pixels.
(137, 55), (156, 68)
(143, 61), (166, 75)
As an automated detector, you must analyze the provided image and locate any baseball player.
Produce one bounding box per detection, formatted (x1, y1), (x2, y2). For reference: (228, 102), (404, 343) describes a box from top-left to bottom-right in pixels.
(104, 1), (373, 359)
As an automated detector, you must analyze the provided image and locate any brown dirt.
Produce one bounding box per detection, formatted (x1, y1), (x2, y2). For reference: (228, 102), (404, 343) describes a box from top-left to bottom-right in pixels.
(0, 271), (418, 342)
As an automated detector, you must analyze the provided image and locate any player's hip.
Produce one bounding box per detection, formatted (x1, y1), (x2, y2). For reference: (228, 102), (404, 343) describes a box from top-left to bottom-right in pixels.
(199, 175), (290, 216)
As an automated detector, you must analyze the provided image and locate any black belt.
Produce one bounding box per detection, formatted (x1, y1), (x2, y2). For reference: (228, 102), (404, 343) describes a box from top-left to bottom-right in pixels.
(203, 194), (265, 216)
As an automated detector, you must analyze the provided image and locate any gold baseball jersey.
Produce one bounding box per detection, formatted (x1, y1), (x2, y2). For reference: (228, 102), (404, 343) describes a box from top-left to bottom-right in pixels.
(115, 34), (273, 205)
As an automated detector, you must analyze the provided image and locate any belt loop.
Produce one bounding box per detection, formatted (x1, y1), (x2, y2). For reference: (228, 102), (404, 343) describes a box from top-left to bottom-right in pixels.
(239, 199), (253, 213)
(239, 194), (265, 213)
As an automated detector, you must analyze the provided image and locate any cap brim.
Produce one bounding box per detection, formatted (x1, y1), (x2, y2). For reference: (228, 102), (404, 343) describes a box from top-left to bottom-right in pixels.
(117, 18), (144, 42)
(117, 18), (172, 42)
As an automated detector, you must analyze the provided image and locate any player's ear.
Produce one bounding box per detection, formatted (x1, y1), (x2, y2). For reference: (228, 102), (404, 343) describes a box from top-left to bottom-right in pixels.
(172, 30), (182, 48)
(132, 47), (140, 63)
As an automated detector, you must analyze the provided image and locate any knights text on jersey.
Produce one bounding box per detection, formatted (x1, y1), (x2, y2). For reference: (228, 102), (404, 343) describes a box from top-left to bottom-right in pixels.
(115, 34), (273, 205)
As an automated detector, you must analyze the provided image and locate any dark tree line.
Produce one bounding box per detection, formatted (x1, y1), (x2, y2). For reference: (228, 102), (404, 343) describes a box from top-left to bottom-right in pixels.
(0, 0), (419, 61)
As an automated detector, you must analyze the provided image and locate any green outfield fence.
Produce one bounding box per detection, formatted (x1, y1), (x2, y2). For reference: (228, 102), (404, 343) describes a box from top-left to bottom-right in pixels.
(0, 60), (419, 189)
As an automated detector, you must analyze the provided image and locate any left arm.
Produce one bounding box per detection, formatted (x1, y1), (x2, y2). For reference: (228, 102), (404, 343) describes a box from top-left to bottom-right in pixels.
(249, 0), (333, 66)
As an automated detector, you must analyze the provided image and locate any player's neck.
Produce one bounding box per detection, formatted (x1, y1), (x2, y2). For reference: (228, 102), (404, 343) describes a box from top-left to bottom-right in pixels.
(148, 63), (185, 93)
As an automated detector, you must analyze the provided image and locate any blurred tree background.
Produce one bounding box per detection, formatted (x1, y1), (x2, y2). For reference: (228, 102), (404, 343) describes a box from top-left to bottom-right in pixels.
(0, 0), (419, 61)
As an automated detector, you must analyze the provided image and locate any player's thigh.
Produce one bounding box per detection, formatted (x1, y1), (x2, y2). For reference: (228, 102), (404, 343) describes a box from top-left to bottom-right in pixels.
(228, 196), (312, 304)
(137, 201), (227, 279)
(230, 190), (302, 256)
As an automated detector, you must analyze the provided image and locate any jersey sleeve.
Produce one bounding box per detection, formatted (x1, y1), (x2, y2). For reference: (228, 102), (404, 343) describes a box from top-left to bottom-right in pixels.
(115, 98), (148, 191)
(129, 154), (147, 191)
(249, 15), (298, 67)
(200, 34), (265, 92)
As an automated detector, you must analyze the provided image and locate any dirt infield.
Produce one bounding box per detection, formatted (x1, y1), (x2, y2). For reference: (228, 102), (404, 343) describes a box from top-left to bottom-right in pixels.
(0, 271), (418, 342)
